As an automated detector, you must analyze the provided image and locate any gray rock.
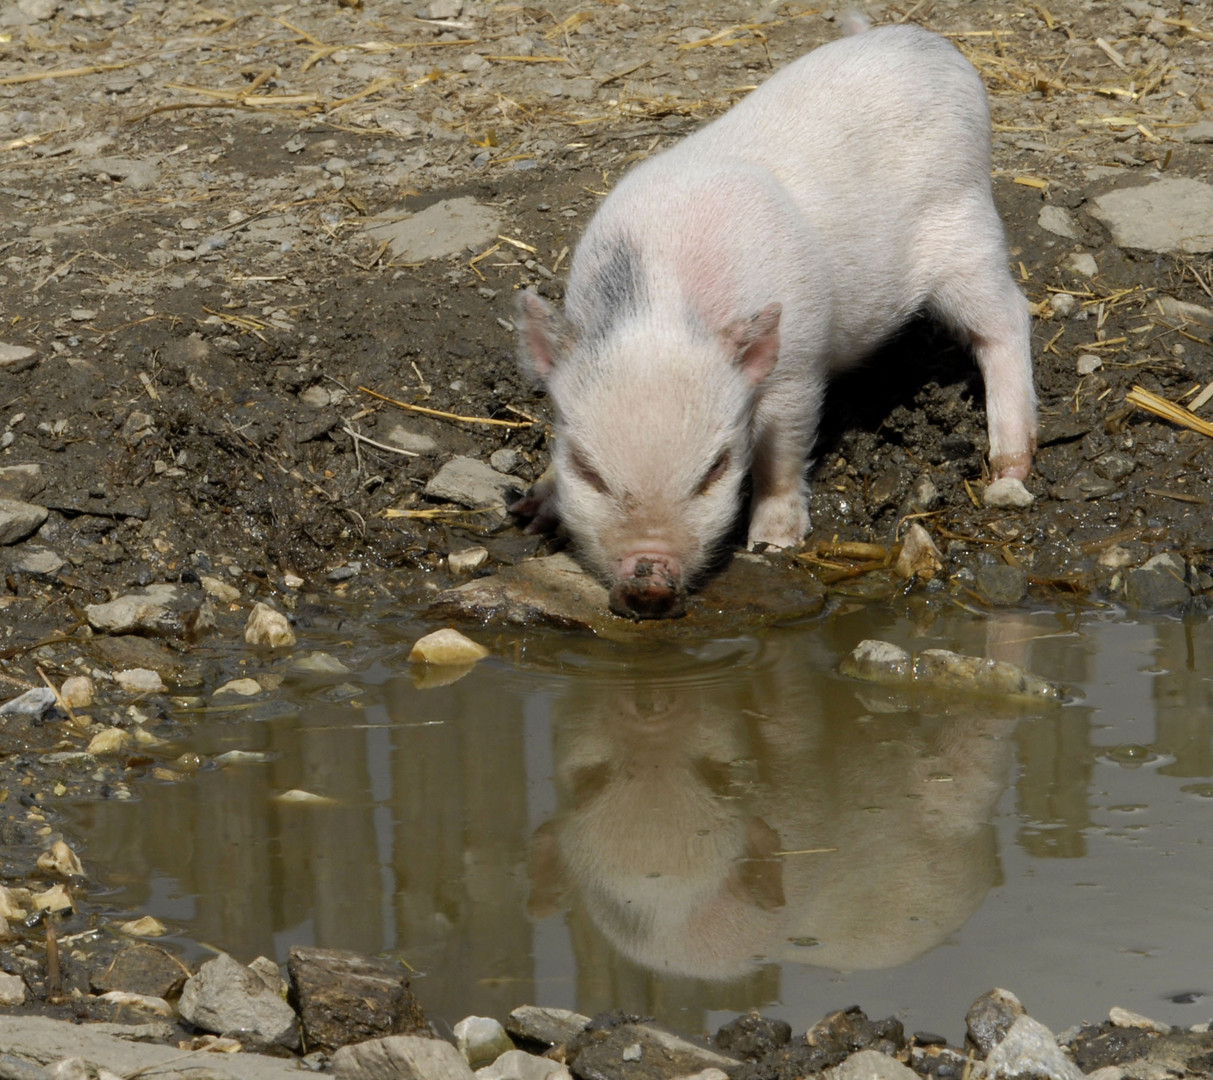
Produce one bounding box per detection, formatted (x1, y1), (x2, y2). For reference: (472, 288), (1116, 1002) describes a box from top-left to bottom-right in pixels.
(0, 687), (56, 718)
(1123, 552), (1191, 609)
(1092, 452), (1136, 482)
(365, 198), (502, 262)
(489, 448), (522, 474)
(0, 499), (48, 545)
(1184, 120), (1213, 144)
(332, 1035), (475, 1080)
(425, 456), (517, 510)
(0, 343), (38, 372)
(967, 988), (1027, 1056)
(505, 1005), (591, 1049)
(0, 464), (45, 501)
(178, 953), (300, 1049)
(1089, 178), (1213, 254)
(1038, 204), (1080, 239)
(81, 156), (159, 191)
(10, 547), (65, 579)
(90, 942), (191, 1000)
(287, 945), (430, 1054)
(85, 585), (190, 636)
(475, 1050), (571, 1080)
(0, 1015), (303, 1080)
(829, 1050), (920, 1080)
(976, 564), (1028, 605)
(429, 550), (825, 639)
(984, 1015), (1084, 1080)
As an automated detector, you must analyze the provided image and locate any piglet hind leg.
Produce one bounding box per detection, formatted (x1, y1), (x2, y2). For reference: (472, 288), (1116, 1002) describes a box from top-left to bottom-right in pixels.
(927, 248), (1038, 482)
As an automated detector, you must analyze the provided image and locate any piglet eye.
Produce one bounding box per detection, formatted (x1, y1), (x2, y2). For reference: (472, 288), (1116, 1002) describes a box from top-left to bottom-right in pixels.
(570, 447), (610, 495)
(696, 450), (730, 496)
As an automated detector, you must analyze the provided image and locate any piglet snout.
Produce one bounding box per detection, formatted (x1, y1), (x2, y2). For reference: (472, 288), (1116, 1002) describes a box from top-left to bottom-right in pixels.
(609, 556), (686, 620)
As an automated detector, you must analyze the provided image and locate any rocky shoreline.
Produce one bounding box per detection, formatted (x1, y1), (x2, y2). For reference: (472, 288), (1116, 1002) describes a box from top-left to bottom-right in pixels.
(0, 944), (1210, 1080)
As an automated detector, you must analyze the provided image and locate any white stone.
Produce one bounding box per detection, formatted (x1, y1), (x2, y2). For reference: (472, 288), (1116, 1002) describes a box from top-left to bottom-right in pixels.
(1108, 1006), (1171, 1034)
(409, 628), (490, 666)
(118, 916), (167, 937)
(983, 476), (1035, 509)
(0, 972), (26, 1006)
(36, 840), (83, 878)
(894, 522), (942, 580)
(245, 602), (296, 648)
(0, 343), (38, 370)
(454, 1015), (514, 1069)
(213, 678), (263, 697)
(1065, 252), (1098, 277)
(1049, 292), (1077, 318)
(984, 1015), (1084, 1080)
(85, 585), (184, 634)
(0, 498), (48, 545)
(829, 1050), (919, 1080)
(32, 883), (73, 913)
(334, 1035), (477, 1080)
(86, 728), (131, 758)
(114, 668), (167, 694)
(200, 575), (242, 602)
(1038, 204), (1080, 239)
(449, 546), (489, 575)
(59, 676), (95, 708)
(1076, 354), (1102, 375)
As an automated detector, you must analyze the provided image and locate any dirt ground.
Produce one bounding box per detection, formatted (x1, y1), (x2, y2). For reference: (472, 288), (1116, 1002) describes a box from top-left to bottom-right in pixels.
(0, 0), (1212, 1037)
(2, 0), (1212, 637)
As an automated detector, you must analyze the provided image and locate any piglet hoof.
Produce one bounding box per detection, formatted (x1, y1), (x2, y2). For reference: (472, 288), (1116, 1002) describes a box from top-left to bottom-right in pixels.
(982, 476), (1034, 509)
(608, 561), (687, 621)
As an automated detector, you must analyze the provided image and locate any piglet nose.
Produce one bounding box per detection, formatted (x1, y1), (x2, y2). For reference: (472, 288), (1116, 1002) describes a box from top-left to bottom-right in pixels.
(609, 558), (687, 620)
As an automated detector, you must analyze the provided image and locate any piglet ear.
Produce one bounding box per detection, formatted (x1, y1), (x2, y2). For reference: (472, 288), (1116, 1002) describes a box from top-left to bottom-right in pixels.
(516, 289), (574, 384)
(723, 303), (781, 386)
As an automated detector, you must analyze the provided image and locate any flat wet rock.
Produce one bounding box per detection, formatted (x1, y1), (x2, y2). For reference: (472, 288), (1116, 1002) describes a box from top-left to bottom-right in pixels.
(428, 552), (825, 638)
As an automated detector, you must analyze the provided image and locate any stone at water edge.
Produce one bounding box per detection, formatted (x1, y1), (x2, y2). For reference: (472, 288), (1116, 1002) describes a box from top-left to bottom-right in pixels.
(505, 1005), (591, 1049)
(36, 840), (83, 878)
(177, 952), (300, 1050)
(966, 988), (1028, 1057)
(332, 1034), (476, 1080)
(244, 602), (297, 648)
(475, 1050), (572, 1080)
(408, 628), (490, 666)
(830, 1049), (920, 1080)
(287, 945), (431, 1054)
(453, 1015), (514, 1068)
(983, 1015), (1084, 1080)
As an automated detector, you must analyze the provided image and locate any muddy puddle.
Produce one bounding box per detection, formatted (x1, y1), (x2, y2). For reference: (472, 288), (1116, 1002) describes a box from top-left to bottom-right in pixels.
(63, 604), (1213, 1043)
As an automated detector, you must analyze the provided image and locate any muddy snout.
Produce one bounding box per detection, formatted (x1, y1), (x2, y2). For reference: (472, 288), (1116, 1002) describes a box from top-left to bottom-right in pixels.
(608, 556), (687, 620)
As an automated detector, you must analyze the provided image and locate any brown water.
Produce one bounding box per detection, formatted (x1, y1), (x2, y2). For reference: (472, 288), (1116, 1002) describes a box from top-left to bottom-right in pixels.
(68, 603), (1213, 1042)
